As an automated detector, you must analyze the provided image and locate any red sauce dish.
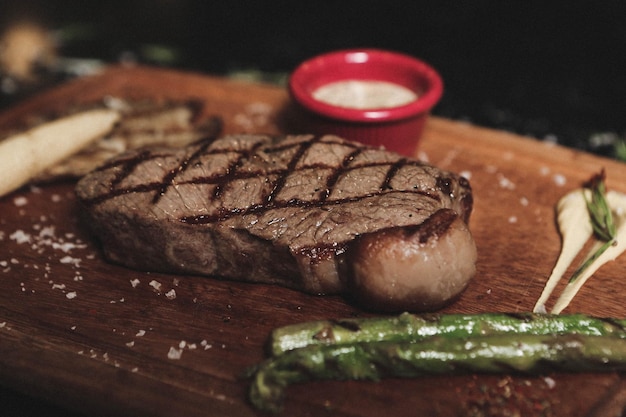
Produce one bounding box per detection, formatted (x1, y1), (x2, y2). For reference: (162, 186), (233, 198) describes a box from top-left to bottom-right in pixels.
(289, 49), (443, 156)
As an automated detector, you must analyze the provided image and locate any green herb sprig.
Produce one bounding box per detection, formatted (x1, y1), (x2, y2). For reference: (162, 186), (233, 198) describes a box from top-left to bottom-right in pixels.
(568, 169), (617, 283)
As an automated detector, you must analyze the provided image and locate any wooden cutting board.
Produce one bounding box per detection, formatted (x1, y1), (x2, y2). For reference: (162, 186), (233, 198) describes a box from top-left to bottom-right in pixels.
(1, 66), (625, 417)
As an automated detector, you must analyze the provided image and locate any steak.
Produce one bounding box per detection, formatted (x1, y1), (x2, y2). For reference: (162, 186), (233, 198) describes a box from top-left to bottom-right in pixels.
(76, 134), (476, 312)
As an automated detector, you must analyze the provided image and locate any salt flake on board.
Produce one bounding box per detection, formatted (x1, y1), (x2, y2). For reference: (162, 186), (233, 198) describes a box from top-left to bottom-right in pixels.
(552, 174), (566, 187)
(149, 280), (162, 292)
(59, 255), (81, 267)
(167, 346), (183, 360)
(497, 173), (516, 190)
(485, 165), (498, 174)
(543, 376), (556, 389)
(52, 242), (82, 253)
(13, 196), (28, 207)
(9, 230), (31, 244)
(39, 226), (55, 238)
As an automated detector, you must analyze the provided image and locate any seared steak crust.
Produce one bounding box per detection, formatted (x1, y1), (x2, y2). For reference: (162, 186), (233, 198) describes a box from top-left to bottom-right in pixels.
(76, 134), (475, 311)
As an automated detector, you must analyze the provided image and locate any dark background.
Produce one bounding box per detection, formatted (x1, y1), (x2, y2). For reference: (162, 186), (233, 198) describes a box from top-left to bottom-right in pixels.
(1, 1), (625, 415)
(2, 0), (626, 158)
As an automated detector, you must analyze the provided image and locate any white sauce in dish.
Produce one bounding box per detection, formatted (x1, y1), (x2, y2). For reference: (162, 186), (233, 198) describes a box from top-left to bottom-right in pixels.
(312, 80), (418, 109)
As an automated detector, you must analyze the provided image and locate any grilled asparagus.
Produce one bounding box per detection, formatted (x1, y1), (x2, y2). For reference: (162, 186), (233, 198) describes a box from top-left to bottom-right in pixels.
(269, 312), (626, 355)
(251, 333), (626, 413)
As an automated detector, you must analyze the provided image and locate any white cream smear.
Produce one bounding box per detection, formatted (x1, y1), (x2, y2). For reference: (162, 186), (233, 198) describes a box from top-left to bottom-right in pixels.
(533, 189), (593, 313)
(534, 188), (626, 313)
(312, 80), (418, 109)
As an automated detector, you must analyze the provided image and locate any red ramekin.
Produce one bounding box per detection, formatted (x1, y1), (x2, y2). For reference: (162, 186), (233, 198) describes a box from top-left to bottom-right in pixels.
(289, 49), (443, 156)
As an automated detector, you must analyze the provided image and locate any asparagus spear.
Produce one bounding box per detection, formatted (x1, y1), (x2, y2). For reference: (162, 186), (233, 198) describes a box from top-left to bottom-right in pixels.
(269, 312), (626, 355)
(250, 333), (626, 413)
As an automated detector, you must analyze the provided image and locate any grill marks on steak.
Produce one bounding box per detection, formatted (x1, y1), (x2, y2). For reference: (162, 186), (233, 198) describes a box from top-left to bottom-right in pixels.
(82, 134), (453, 227)
(76, 134), (475, 311)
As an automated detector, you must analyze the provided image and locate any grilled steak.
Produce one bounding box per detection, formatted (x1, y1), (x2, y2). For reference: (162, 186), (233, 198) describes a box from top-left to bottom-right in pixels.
(76, 134), (476, 312)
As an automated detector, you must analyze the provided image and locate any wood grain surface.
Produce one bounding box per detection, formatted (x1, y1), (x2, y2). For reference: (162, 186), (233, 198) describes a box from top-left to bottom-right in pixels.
(1, 66), (626, 417)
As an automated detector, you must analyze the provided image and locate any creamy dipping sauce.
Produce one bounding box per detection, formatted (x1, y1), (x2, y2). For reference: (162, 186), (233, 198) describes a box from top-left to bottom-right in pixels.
(534, 188), (626, 314)
(550, 189), (626, 313)
(312, 80), (418, 109)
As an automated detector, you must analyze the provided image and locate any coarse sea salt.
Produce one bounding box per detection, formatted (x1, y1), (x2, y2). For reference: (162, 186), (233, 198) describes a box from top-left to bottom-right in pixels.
(149, 280), (162, 292)
(543, 376), (556, 389)
(52, 242), (81, 253)
(553, 174), (566, 186)
(9, 230), (31, 244)
(59, 256), (81, 267)
(167, 346), (183, 360)
(497, 173), (516, 190)
(13, 196), (28, 207)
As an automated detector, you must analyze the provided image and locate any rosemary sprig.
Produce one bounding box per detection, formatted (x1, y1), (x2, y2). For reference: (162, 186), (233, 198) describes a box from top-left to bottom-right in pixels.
(568, 169), (617, 283)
